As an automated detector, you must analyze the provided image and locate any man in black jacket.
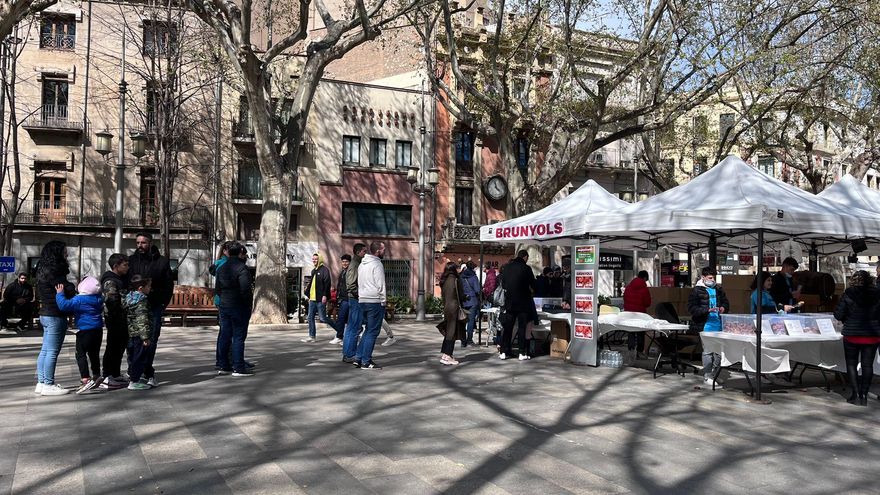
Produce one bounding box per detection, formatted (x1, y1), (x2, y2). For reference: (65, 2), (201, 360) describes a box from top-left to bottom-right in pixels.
(215, 242), (254, 376)
(499, 250), (539, 361)
(1, 272), (34, 331)
(769, 257), (801, 311)
(128, 232), (174, 387)
(100, 254), (130, 388)
(303, 252), (331, 343)
(330, 254), (351, 345)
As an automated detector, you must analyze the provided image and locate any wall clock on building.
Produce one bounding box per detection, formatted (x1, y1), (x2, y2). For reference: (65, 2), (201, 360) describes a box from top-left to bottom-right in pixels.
(485, 175), (508, 201)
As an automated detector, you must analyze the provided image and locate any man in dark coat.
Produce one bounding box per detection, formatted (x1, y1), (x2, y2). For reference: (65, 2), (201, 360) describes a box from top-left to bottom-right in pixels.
(330, 254), (351, 345)
(499, 250), (538, 361)
(687, 267), (730, 389)
(1, 272), (34, 331)
(128, 232), (174, 388)
(215, 241), (254, 376)
(100, 254), (129, 388)
(303, 252), (331, 343)
(769, 257), (801, 311)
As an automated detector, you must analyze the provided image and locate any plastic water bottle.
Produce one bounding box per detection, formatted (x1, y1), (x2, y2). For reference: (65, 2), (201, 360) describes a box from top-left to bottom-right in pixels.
(613, 352), (622, 368)
(600, 350), (606, 367)
(601, 350), (609, 367)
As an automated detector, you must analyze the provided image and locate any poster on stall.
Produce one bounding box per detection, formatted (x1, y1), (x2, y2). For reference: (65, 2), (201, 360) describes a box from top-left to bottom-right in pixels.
(574, 294), (594, 315)
(570, 240), (599, 366)
(575, 245), (596, 264)
(574, 269), (594, 289)
(783, 319), (805, 335)
(574, 319), (593, 339)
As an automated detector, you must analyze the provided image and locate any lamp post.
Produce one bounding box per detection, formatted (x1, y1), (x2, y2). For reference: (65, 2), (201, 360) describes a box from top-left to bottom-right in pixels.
(408, 135), (440, 321)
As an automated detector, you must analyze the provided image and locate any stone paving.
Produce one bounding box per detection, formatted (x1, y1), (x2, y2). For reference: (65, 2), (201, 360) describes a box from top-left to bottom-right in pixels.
(1, 321), (879, 495)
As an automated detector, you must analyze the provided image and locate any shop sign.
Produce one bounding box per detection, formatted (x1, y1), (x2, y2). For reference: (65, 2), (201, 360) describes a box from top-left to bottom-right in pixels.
(598, 253), (633, 270)
(0, 257), (13, 272)
(490, 219), (565, 240)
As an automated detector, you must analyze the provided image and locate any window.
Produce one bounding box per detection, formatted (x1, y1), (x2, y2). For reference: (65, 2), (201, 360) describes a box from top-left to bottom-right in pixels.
(146, 88), (158, 132)
(238, 213), (297, 241)
(693, 157), (707, 176)
(34, 178), (66, 222)
(370, 138), (387, 167)
(455, 187), (473, 225)
(719, 113), (735, 140)
(758, 156), (775, 176)
(140, 170), (158, 226)
(342, 136), (360, 165)
(40, 15), (75, 50)
(342, 203), (411, 236)
(395, 141), (412, 169)
(692, 115), (708, 144)
(236, 160), (261, 199)
(454, 131), (474, 177)
(41, 77), (69, 122)
(234, 96), (252, 138)
(516, 137), (529, 179)
(661, 158), (675, 173)
(382, 259), (411, 297)
(143, 21), (177, 56)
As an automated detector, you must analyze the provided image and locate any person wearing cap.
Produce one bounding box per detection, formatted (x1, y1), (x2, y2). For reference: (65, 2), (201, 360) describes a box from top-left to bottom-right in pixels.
(770, 257), (802, 311)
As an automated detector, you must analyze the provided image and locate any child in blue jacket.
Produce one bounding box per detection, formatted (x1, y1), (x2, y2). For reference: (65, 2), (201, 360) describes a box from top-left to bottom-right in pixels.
(56, 276), (104, 394)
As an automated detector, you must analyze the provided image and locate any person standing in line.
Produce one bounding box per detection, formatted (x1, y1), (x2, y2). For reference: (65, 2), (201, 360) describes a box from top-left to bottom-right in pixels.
(330, 254), (351, 345)
(34, 240), (76, 396)
(56, 276), (105, 394)
(482, 264), (498, 307)
(303, 252), (331, 343)
(100, 254), (130, 389)
(623, 270), (652, 359)
(342, 243), (367, 363)
(128, 232), (173, 388)
(215, 242), (255, 377)
(354, 241), (386, 369)
(460, 261), (481, 347)
(2, 272), (34, 331)
(687, 267), (730, 389)
(125, 276), (154, 391)
(439, 262), (465, 365)
(834, 270), (880, 406)
(499, 250), (538, 361)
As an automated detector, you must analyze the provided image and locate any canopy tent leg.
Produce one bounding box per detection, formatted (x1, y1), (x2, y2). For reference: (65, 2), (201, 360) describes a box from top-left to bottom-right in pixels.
(478, 241), (484, 346)
(755, 229), (765, 402)
(708, 235), (717, 274)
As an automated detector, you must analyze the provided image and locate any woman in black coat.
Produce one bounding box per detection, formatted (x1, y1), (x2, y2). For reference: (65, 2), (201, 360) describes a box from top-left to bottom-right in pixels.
(439, 262), (465, 365)
(34, 240), (76, 396)
(834, 270), (880, 406)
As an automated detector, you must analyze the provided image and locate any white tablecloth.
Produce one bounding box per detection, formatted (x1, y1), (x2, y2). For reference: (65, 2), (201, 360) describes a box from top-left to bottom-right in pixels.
(532, 311), (689, 337)
(700, 332), (880, 373)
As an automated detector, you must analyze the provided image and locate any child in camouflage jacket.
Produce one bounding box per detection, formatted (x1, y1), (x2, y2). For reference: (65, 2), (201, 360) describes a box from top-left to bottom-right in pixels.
(124, 275), (153, 391)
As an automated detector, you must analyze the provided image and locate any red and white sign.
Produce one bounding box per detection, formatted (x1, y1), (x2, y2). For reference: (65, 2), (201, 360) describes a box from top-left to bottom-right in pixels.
(575, 294), (594, 315)
(488, 220), (565, 240)
(574, 318), (593, 339)
(574, 270), (594, 289)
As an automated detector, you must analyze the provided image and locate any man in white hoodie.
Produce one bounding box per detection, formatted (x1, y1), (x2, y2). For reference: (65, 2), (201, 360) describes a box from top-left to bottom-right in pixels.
(354, 241), (386, 369)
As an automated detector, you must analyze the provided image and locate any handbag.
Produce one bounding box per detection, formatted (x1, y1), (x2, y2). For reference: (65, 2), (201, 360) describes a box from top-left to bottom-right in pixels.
(455, 281), (468, 321)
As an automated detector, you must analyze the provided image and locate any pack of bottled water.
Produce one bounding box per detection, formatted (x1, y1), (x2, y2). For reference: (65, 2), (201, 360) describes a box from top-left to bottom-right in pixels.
(599, 350), (623, 368)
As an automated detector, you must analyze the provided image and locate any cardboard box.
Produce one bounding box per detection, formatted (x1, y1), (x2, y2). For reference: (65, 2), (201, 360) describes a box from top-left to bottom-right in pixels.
(550, 337), (569, 359)
(649, 287), (681, 304)
(551, 320), (570, 340)
(726, 289), (751, 314)
(720, 275), (754, 291)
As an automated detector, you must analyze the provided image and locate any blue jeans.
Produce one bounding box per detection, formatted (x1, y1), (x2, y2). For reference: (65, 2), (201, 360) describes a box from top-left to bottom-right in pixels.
(217, 307), (251, 372)
(356, 303), (384, 364)
(36, 316), (68, 384)
(342, 299), (362, 359)
(334, 299), (350, 339)
(465, 305), (479, 342)
(143, 306), (164, 379)
(307, 301), (327, 338)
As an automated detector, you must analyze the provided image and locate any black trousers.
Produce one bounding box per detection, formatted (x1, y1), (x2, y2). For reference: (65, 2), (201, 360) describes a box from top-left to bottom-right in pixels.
(844, 340), (880, 396)
(75, 330), (103, 379)
(102, 320), (128, 378)
(127, 336), (149, 382)
(441, 338), (455, 356)
(1, 301), (33, 327)
(500, 311), (530, 356)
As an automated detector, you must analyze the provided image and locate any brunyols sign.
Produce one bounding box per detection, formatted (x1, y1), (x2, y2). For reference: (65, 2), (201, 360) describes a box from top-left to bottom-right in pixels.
(488, 220), (565, 240)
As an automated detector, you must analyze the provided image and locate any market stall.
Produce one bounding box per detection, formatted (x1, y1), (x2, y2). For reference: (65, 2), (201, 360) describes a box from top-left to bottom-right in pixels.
(582, 156), (880, 399)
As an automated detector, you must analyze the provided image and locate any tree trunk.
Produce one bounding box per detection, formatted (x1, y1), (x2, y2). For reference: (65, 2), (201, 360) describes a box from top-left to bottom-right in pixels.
(251, 173), (293, 323)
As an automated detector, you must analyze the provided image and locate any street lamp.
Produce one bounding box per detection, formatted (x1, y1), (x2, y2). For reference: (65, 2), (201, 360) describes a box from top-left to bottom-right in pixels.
(95, 129), (113, 155)
(130, 132), (147, 159)
(408, 157), (440, 321)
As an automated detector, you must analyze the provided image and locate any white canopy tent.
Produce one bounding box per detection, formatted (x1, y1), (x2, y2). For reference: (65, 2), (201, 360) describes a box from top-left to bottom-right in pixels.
(816, 174), (880, 255)
(479, 179), (628, 244)
(582, 156), (880, 250)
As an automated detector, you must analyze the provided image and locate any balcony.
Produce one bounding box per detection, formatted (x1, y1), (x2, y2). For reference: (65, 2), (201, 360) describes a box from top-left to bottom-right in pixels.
(232, 120), (284, 146)
(440, 221), (481, 246)
(15, 200), (210, 230)
(23, 105), (85, 136)
(232, 174), (304, 207)
(40, 33), (75, 50)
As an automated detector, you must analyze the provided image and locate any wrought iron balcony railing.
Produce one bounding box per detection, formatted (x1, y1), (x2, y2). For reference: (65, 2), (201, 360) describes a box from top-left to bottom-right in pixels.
(40, 33), (75, 50)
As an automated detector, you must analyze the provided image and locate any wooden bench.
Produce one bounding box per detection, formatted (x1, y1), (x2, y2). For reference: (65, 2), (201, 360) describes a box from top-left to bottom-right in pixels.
(166, 286), (217, 326)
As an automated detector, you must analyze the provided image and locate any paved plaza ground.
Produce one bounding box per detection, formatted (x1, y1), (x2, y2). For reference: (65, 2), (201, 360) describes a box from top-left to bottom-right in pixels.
(1, 320), (879, 495)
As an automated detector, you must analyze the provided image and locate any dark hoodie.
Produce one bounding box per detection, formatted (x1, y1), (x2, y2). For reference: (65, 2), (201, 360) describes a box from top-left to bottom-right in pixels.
(128, 245), (174, 308)
(834, 286), (880, 337)
(101, 270), (128, 330)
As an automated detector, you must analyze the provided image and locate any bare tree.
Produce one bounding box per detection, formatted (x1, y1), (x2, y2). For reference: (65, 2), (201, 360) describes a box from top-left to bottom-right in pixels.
(0, 0), (55, 41)
(414, 0), (853, 214)
(186, 0), (429, 323)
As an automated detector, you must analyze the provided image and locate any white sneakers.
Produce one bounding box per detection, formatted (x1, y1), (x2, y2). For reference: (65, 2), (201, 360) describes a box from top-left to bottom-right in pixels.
(147, 377), (159, 388)
(498, 353), (507, 360)
(328, 337), (342, 345)
(518, 354), (531, 361)
(301, 336), (316, 343)
(704, 378), (722, 389)
(381, 337), (397, 346)
(34, 383), (43, 395)
(40, 383), (70, 396)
